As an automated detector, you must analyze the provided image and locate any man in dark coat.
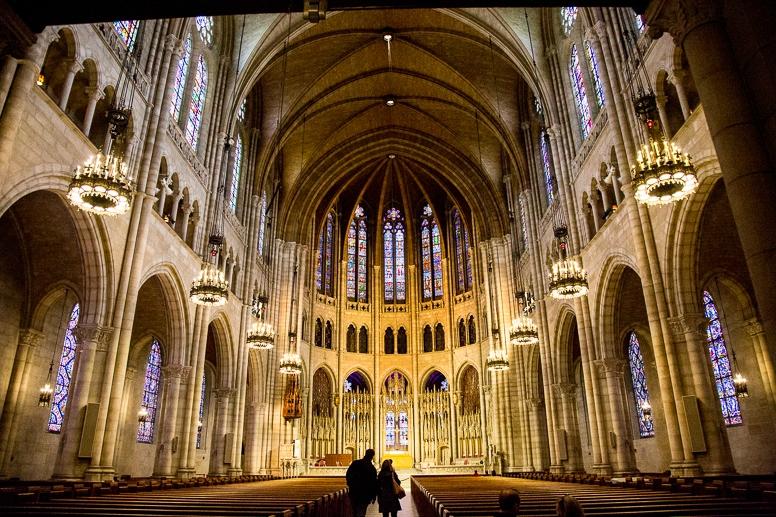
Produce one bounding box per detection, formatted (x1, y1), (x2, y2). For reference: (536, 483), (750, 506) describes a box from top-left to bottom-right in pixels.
(346, 449), (377, 517)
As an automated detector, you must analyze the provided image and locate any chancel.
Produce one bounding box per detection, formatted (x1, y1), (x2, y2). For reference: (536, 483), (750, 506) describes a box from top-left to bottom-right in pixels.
(0, 0), (775, 515)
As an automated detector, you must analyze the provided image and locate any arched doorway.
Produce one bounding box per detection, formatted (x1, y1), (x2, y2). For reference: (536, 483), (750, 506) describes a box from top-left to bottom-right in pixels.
(380, 371), (412, 468)
(419, 370), (451, 465)
(342, 370), (372, 461)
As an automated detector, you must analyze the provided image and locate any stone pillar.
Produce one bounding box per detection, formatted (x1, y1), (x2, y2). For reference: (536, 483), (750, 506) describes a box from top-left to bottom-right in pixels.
(655, 94), (672, 137)
(0, 329), (44, 475)
(553, 383), (582, 472)
(154, 364), (189, 477)
(596, 358), (636, 474)
(179, 306), (209, 478)
(648, 0), (776, 370)
(528, 398), (546, 471)
(609, 166), (623, 205)
(209, 388), (233, 476)
(590, 191), (602, 231)
(52, 325), (112, 479)
(81, 86), (104, 137)
(156, 174), (171, 214)
(0, 56), (18, 115)
(671, 70), (693, 119)
(744, 318), (776, 408)
(58, 59), (82, 111)
(178, 203), (191, 241)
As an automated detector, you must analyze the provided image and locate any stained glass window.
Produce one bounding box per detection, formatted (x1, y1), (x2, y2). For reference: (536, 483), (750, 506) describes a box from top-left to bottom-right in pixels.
(170, 34), (191, 121)
(585, 41), (606, 108)
(634, 12), (646, 33)
(316, 213), (335, 296)
(570, 44), (593, 139)
(399, 411), (409, 446)
(185, 55), (207, 148)
(359, 326), (368, 353)
(627, 332), (654, 437)
(237, 98), (246, 122)
(114, 21), (139, 52)
(703, 290), (742, 426)
(347, 205), (368, 302)
(420, 204), (443, 300)
(196, 372), (206, 448)
(48, 303), (80, 433)
(195, 16), (214, 46)
(519, 196), (529, 249)
(383, 207), (406, 303)
(229, 135), (242, 213)
(452, 209), (472, 294)
(540, 131), (556, 205)
(385, 411), (395, 447)
(534, 96), (543, 115)
(561, 7), (578, 35)
(257, 191), (267, 255)
(137, 339), (163, 443)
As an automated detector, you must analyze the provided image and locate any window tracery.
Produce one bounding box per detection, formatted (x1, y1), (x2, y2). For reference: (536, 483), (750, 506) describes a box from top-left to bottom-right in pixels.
(229, 134), (242, 213)
(569, 44), (593, 139)
(540, 130), (556, 205)
(383, 207), (405, 303)
(113, 21), (139, 52)
(702, 290), (742, 426)
(48, 303), (80, 433)
(627, 331), (654, 437)
(137, 339), (162, 443)
(585, 41), (606, 108)
(316, 213), (335, 296)
(561, 7), (578, 35)
(420, 204), (443, 300)
(347, 205), (368, 302)
(195, 16), (214, 47)
(185, 55), (207, 149)
(170, 34), (191, 122)
(452, 208), (472, 293)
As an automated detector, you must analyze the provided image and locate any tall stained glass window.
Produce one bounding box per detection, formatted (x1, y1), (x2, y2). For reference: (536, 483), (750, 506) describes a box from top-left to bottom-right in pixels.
(519, 196), (529, 249)
(195, 16), (214, 47)
(540, 130), (555, 205)
(634, 12), (646, 33)
(347, 205), (368, 302)
(137, 339), (163, 443)
(383, 207), (406, 303)
(170, 35), (192, 121)
(570, 44), (593, 139)
(452, 209), (472, 293)
(229, 135), (242, 213)
(561, 7), (578, 35)
(627, 332), (654, 437)
(385, 411), (395, 447)
(237, 98), (246, 122)
(114, 21), (140, 52)
(585, 41), (606, 108)
(257, 191), (267, 255)
(196, 373), (206, 448)
(185, 55), (208, 149)
(702, 290), (742, 426)
(420, 204), (443, 300)
(399, 411), (409, 447)
(48, 303), (80, 433)
(316, 213), (335, 296)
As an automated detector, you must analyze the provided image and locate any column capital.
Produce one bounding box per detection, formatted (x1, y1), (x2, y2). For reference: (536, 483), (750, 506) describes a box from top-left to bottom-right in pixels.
(165, 34), (181, 54)
(65, 59), (83, 75)
(743, 318), (764, 337)
(72, 324), (113, 352)
(162, 364), (191, 379)
(593, 20), (609, 42)
(595, 357), (627, 376)
(668, 313), (707, 339)
(584, 26), (599, 44)
(551, 382), (578, 399)
(126, 366), (138, 381)
(19, 328), (45, 348)
(214, 388), (236, 400)
(645, 0), (723, 47)
(85, 86), (104, 102)
(528, 397), (544, 409)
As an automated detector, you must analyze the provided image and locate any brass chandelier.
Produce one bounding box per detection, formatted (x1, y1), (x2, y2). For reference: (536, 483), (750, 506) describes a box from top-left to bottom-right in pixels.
(279, 333), (303, 375)
(247, 293), (274, 350)
(190, 260), (229, 306)
(548, 226), (588, 299)
(486, 345), (510, 372)
(510, 290), (539, 345)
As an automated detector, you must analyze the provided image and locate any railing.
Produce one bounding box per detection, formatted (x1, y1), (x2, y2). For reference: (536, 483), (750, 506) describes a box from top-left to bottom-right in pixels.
(166, 119), (210, 187)
(93, 23), (151, 99)
(571, 108), (609, 178)
(224, 209), (247, 243)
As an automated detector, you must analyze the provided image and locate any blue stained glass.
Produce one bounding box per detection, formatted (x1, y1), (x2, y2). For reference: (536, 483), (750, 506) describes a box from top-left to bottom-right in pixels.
(196, 373), (206, 448)
(702, 290), (742, 426)
(585, 41), (606, 108)
(561, 7), (578, 35)
(114, 21), (139, 52)
(634, 12), (646, 33)
(324, 214), (334, 295)
(385, 411), (395, 447)
(627, 331), (654, 438)
(170, 35), (191, 121)
(453, 210), (466, 293)
(237, 99), (246, 122)
(383, 208), (405, 303)
(540, 131), (555, 205)
(137, 339), (163, 443)
(195, 16), (214, 46)
(399, 411), (409, 446)
(257, 192), (267, 255)
(48, 303), (80, 433)
(422, 221), (432, 300)
(316, 223), (324, 291)
(229, 135), (242, 213)
(420, 204), (443, 300)
(185, 55), (208, 149)
(347, 205), (368, 302)
(570, 44), (593, 139)
(519, 197), (529, 249)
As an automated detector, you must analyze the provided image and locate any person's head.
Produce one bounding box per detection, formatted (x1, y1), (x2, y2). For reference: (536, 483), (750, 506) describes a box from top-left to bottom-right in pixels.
(556, 495), (584, 517)
(364, 449), (375, 461)
(380, 459), (392, 473)
(498, 489), (520, 514)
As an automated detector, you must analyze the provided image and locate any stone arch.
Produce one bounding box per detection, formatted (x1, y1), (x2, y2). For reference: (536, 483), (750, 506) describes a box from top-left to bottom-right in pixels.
(655, 69), (684, 137)
(38, 28), (77, 106)
(311, 366), (335, 417)
(207, 313), (235, 388)
(552, 304), (577, 382)
(420, 367), (450, 391)
(594, 253), (642, 358)
(343, 368), (372, 393)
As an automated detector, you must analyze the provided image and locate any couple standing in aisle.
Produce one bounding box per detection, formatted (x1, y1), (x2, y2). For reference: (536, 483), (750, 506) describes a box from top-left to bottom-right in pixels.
(346, 449), (405, 517)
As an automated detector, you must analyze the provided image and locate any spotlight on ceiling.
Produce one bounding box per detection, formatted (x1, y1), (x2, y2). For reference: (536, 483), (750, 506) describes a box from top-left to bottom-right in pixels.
(388, 154), (396, 159)
(385, 96), (396, 107)
(383, 33), (393, 43)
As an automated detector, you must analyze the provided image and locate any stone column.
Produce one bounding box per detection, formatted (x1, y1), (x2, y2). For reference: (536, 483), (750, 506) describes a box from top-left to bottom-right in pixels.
(209, 388), (234, 476)
(0, 56), (18, 115)
(52, 325), (112, 479)
(156, 174), (171, 214)
(0, 329), (44, 475)
(154, 364), (189, 477)
(596, 358), (636, 474)
(648, 0), (776, 370)
(671, 70), (693, 119)
(528, 398), (546, 471)
(655, 94), (672, 137)
(57, 59), (82, 111)
(81, 86), (104, 137)
(608, 165), (623, 205)
(590, 191), (602, 231)
(744, 319), (776, 408)
(553, 383), (582, 472)
(178, 203), (191, 242)
(179, 306), (209, 478)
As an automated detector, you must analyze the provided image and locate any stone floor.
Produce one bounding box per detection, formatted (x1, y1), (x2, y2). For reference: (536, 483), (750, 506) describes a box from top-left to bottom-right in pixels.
(365, 472), (424, 517)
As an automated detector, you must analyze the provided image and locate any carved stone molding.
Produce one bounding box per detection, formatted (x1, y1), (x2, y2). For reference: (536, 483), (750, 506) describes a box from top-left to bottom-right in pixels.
(595, 358), (627, 376)
(162, 364), (191, 379)
(19, 328), (45, 348)
(743, 318), (764, 337)
(668, 313), (707, 340)
(214, 388), (236, 401)
(528, 397), (545, 410)
(126, 366), (137, 381)
(72, 324), (113, 352)
(646, 0), (723, 46)
(551, 382), (578, 399)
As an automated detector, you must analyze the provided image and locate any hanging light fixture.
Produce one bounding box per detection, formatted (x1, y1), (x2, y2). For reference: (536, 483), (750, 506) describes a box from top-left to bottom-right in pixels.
(190, 261), (229, 306)
(510, 290), (539, 345)
(548, 226), (588, 299)
(40, 289), (70, 407)
(38, 375), (53, 407)
(486, 331), (510, 372)
(137, 406), (150, 423)
(640, 400), (653, 417)
(247, 292), (275, 350)
(733, 372), (749, 398)
(279, 333), (303, 375)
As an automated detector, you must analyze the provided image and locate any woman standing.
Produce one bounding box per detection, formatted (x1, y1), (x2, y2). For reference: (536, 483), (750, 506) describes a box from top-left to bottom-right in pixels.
(377, 460), (402, 517)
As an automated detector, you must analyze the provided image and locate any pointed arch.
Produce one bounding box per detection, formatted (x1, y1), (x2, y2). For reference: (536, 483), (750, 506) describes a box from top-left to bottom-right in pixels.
(420, 204), (443, 300)
(137, 338), (163, 443)
(185, 54), (208, 149)
(170, 34), (191, 122)
(347, 204), (368, 302)
(451, 208), (472, 293)
(316, 212), (335, 296)
(383, 207), (405, 303)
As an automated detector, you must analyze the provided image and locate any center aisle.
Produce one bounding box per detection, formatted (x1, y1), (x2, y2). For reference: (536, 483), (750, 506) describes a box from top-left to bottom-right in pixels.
(366, 472), (423, 517)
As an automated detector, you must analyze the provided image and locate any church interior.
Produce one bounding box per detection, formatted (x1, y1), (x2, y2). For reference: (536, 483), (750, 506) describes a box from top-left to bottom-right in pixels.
(0, 0), (775, 515)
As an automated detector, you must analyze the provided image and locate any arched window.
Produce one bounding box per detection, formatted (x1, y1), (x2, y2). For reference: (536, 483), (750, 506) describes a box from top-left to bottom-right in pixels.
(113, 21), (139, 52)
(196, 372), (206, 448)
(195, 16), (214, 47)
(185, 55), (208, 149)
(626, 331), (654, 438)
(519, 196), (529, 249)
(434, 323), (445, 351)
(569, 44), (593, 139)
(702, 290), (742, 425)
(316, 213), (335, 296)
(359, 326), (368, 353)
(170, 34), (191, 121)
(346, 325), (356, 353)
(452, 209), (472, 293)
(561, 7), (578, 35)
(468, 315), (477, 344)
(540, 130), (555, 205)
(634, 11), (646, 33)
(237, 98), (246, 122)
(458, 319), (466, 348)
(347, 205), (368, 302)
(314, 318), (323, 347)
(137, 339), (163, 443)
(423, 325), (433, 353)
(324, 321), (333, 350)
(420, 204), (443, 300)
(397, 327), (407, 354)
(228, 134), (242, 213)
(384, 328), (395, 354)
(257, 191), (267, 255)
(383, 207), (406, 303)
(48, 303), (80, 433)
(585, 41), (606, 108)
